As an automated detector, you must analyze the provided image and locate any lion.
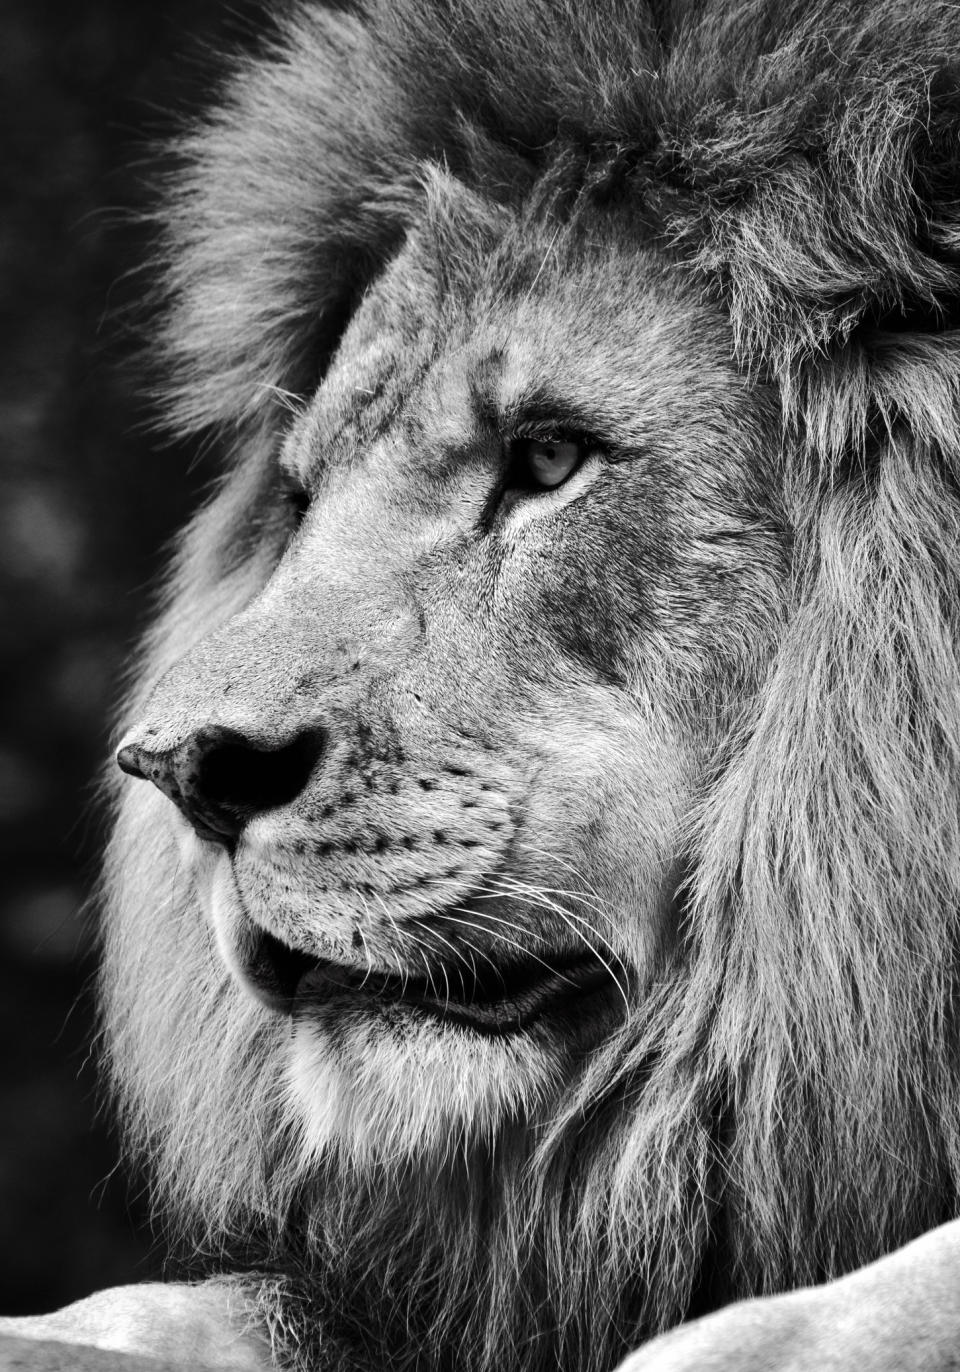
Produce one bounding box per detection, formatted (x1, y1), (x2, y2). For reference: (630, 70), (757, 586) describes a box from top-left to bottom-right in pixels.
(6, 0), (960, 1368)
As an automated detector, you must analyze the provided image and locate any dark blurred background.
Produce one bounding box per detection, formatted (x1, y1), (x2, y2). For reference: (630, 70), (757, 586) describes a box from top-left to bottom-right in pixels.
(0, 0), (269, 1315)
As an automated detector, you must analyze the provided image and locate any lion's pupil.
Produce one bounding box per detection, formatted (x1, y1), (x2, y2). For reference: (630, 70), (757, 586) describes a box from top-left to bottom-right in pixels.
(528, 437), (582, 489)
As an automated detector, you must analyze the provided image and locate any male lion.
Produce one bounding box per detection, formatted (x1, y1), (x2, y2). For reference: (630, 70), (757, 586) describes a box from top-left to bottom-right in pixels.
(7, 0), (960, 1369)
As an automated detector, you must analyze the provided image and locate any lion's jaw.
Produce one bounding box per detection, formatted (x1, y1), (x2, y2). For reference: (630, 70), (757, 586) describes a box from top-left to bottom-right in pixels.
(113, 216), (781, 1167)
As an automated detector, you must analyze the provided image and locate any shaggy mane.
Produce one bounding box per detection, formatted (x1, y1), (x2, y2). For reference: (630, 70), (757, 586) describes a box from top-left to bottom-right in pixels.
(153, 0), (960, 437)
(105, 2), (960, 1370)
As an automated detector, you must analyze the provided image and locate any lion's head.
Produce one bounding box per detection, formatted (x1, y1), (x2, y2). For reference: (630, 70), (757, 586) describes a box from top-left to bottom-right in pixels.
(105, 2), (960, 1369)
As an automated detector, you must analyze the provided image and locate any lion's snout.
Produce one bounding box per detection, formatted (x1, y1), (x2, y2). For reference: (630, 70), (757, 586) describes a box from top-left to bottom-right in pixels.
(115, 543), (439, 844)
(117, 723), (324, 843)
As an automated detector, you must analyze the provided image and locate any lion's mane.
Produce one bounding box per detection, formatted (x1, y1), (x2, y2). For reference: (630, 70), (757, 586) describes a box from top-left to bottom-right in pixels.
(104, 2), (960, 1369)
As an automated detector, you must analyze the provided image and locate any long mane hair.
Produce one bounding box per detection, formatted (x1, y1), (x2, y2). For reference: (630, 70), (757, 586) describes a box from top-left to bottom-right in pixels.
(103, 2), (960, 1368)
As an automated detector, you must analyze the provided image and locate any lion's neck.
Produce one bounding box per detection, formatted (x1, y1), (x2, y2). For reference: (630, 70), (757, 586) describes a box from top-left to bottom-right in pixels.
(232, 1115), (712, 1372)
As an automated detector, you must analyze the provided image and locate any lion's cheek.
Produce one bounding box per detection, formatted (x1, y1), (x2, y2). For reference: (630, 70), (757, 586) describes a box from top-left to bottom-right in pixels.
(517, 693), (695, 976)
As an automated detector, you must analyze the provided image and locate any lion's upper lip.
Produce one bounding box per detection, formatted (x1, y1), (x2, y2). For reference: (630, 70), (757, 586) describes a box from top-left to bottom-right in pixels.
(245, 925), (618, 1033)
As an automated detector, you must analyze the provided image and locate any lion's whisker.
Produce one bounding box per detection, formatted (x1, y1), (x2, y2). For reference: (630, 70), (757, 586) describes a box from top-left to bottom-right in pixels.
(513, 841), (612, 910)
(410, 917), (474, 998)
(480, 873), (622, 958)
(482, 870), (623, 956)
(426, 888), (547, 943)
(463, 888), (601, 993)
(422, 913), (504, 967)
(351, 892), (376, 989)
(445, 907), (567, 984)
(368, 890), (417, 993)
(478, 875), (631, 1012)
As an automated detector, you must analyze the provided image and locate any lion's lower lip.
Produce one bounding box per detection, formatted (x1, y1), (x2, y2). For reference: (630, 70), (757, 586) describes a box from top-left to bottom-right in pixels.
(245, 927), (616, 1033)
(301, 953), (613, 1032)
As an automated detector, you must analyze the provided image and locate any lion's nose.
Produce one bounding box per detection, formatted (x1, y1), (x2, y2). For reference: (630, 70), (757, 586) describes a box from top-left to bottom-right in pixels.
(116, 725), (323, 842)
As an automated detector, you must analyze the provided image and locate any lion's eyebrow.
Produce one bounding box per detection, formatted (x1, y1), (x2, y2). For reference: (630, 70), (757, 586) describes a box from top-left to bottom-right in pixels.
(496, 386), (616, 445)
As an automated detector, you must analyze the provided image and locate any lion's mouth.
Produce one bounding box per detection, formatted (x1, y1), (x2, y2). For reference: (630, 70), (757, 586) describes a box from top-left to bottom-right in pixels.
(244, 925), (618, 1034)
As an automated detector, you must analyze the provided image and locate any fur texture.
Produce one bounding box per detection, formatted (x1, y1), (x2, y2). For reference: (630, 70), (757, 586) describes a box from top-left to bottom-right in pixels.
(105, 3), (960, 1370)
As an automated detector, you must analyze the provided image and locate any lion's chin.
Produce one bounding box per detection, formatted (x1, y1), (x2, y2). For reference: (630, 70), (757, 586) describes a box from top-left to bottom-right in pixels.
(286, 1010), (569, 1163)
(281, 941), (631, 1161)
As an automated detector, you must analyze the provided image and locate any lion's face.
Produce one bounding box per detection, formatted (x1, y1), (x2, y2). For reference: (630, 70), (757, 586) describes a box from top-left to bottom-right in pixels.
(102, 4), (960, 1362)
(117, 200), (784, 1161)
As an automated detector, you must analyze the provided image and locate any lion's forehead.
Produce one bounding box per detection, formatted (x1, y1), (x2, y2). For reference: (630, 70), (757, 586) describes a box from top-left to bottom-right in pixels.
(258, 204), (788, 710)
(294, 229), (757, 505)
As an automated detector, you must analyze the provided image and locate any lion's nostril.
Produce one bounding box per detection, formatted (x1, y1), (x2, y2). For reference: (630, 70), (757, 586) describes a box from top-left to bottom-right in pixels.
(200, 733), (322, 820)
(117, 725), (324, 842)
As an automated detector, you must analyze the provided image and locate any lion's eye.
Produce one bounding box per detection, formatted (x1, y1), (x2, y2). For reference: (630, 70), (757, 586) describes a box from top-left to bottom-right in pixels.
(506, 436), (586, 491)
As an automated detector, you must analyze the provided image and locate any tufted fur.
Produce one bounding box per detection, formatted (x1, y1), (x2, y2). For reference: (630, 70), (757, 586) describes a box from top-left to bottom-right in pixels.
(105, 2), (960, 1370)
